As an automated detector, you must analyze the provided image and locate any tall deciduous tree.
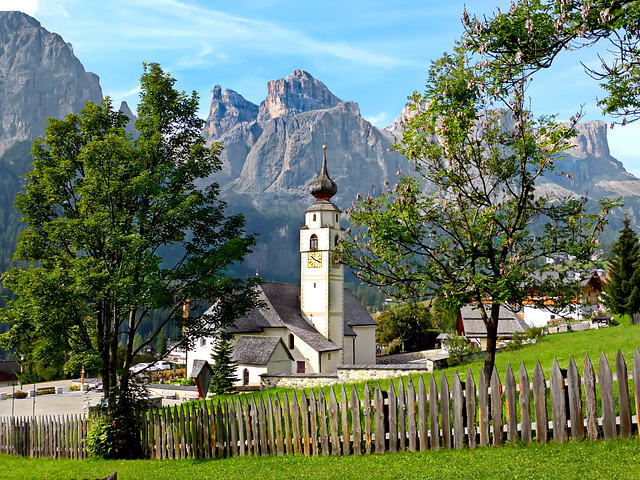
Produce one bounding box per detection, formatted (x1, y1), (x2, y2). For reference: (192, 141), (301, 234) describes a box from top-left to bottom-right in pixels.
(343, 46), (614, 379)
(602, 218), (640, 320)
(0, 64), (258, 447)
(464, 0), (640, 124)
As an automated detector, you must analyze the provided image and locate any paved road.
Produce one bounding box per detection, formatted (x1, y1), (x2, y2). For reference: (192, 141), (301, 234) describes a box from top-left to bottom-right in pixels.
(0, 379), (189, 417)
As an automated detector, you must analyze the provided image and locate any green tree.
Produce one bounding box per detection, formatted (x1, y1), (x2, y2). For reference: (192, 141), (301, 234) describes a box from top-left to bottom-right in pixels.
(602, 218), (640, 320)
(209, 329), (238, 395)
(343, 46), (614, 380)
(0, 63), (258, 456)
(376, 302), (431, 353)
(464, 0), (640, 124)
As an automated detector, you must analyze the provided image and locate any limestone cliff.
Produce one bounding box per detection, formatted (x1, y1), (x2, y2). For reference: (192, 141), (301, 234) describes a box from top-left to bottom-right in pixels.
(0, 11), (102, 155)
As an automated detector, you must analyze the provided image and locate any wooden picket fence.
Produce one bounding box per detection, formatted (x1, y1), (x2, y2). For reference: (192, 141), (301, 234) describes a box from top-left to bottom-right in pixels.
(0, 414), (89, 458)
(142, 349), (640, 459)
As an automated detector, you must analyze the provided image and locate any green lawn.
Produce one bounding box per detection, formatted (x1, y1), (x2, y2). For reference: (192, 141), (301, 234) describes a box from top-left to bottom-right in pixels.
(3, 438), (640, 480)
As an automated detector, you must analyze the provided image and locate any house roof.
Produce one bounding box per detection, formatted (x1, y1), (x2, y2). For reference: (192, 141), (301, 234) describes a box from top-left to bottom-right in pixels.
(232, 336), (294, 365)
(459, 304), (528, 338)
(221, 282), (376, 353)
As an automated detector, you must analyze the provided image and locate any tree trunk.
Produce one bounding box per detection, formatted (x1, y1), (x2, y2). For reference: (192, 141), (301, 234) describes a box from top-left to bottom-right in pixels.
(483, 304), (501, 384)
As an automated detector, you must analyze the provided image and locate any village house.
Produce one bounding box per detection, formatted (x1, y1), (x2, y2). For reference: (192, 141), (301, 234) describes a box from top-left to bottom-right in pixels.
(456, 304), (529, 349)
(187, 146), (377, 385)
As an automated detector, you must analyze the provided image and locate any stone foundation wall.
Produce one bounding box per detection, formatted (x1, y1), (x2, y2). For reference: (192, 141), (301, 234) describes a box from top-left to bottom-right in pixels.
(376, 349), (443, 365)
(260, 364), (438, 390)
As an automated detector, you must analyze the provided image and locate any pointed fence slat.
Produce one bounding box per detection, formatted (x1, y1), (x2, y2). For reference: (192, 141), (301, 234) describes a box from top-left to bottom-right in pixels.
(363, 384), (372, 454)
(598, 353), (616, 440)
(452, 373), (464, 449)
(236, 398), (246, 457)
(251, 397), (260, 456)
(407, 379), (417, 452)
(245, 397), (254, 456)
(440, 374), (451, 450)
(616, 350), (632, 439)
(429, 375), (439, 451)
(291, 394), (301, 456)
(258, 396), (268, 456)
(274, 394), (284, 456)
(283, 393), (292, 455)
(267, 394), (276, 455)
(504, 365), (517, 445)
(301, 391), (311, 456)
(583, 354), (598, 441)
(329, 388), (341, 456)
(533, 361), (548, 444)
(374, 383), (385, 454)
(340, 386), (351, 456)
(550, 359), (568, 443)
(567, 356), (584, 441)
(519, 363), (532, 444)
(309, 390), (319, 456)
(397, 379), (406, 452)
(466, 370), (477, 449)
(318, 390), (329, 456)
(351, 385), (362, 455)
(388, 381), (398, 454)
(633, 349), (640, 434)
(490, 368), (503, 447)
(418, 377), (428, 452)
(230, 399), (239, 457)
(478, 370), (489, 447)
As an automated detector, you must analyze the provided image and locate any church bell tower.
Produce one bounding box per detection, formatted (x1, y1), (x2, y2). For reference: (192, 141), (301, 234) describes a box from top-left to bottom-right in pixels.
(300, 145), (345, 363)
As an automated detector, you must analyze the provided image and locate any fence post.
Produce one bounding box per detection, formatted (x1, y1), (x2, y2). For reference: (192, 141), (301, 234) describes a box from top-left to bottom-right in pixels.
(583, 354), (598, 440)
(407, 378), (417, 452)
(478, 369), (489, 447)
(466, 369), (477, 449)
(504, 364), (517, 445)
(340, 386), (350, 456)
(350, 385), (362, 455)
(388, 381), (397, 453)
(490, 367), (503, 447)
(440, 373), (451, 450)
(397, 379), (406, 452)
(374, 383), (385, 454)
(283, 393), (292, 455)
(452, 372), (464, 450)
(290, 393), (301, 456)
(429, 375), (439, 451)
(329, 387), (341, 455)
(363, 384), (372, 454)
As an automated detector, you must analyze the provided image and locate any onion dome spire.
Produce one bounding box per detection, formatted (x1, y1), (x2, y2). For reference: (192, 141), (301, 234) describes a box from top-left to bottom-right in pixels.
(309, 145), (338, 201)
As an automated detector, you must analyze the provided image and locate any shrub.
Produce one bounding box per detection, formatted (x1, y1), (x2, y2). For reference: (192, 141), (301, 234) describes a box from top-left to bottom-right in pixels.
(525, 326), (545, 342)
(443, 331), (480, 366)
(504, 331), (524, 351)
(69, 384), (80, 391)
(36, 388), (55, 395)
(13, 390), (27, 399)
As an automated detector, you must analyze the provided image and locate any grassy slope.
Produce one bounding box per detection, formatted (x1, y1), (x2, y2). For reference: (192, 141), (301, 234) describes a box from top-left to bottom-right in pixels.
(4, 438), (640, 480)
(199, 319), (640, 407)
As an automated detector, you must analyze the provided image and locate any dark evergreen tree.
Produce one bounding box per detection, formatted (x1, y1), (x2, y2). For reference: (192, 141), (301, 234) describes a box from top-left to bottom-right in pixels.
(209, 329), (238, 395)
(603, 218), (640, 321)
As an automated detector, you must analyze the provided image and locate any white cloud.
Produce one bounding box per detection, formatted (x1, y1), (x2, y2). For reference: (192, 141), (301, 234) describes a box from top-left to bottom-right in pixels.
(365, 112), (388, 127)
(0, 0), (38, 15)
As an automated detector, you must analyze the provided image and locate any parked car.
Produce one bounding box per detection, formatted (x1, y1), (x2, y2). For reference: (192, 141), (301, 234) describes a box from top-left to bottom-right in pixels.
(130, 362), (149, 374)
(149, 361), (171, 372)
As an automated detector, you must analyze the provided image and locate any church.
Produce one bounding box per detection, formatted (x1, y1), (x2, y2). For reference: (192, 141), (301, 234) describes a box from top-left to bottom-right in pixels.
(187, 146), (377, 385)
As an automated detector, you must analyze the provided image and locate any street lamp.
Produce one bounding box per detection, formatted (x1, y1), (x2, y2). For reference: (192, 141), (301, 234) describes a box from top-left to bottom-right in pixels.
(19, 353), (25, 390)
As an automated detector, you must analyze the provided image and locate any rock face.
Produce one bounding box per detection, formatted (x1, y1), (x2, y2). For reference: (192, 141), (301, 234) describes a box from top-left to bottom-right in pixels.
(0, 11), (102, 155)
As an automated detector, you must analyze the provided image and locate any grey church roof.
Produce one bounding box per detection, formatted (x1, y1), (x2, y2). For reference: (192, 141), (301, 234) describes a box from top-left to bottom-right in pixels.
(223, 282), (376, 352)
(459, 304), (528, 338)
(232, 336), (294, 365)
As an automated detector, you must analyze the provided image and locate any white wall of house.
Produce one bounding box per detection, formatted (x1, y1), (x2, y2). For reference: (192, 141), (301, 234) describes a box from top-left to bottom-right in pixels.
(186, 336), (219, 377)
(235, 365), (267, 386)
(353, 326), (376, 365)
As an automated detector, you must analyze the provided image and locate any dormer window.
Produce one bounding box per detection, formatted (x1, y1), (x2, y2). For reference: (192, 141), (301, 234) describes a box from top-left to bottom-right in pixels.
(312, 214), (317, 222)
(310, 234), (318, 251)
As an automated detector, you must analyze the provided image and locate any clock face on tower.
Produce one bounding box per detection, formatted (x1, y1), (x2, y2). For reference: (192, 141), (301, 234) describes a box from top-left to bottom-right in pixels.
(307, 251), (322, 268)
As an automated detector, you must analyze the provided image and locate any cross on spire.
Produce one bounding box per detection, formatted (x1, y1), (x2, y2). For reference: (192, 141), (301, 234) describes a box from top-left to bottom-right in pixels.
(321, 128), (329, 144)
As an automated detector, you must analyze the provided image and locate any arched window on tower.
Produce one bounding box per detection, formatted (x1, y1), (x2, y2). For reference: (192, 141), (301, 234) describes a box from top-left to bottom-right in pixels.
(289, 333), (295, 350)
(310, 234), (318, 251)
(334, 235), (340, 248)
(243, 368), (249, 386)
(312, 214), (316, 222)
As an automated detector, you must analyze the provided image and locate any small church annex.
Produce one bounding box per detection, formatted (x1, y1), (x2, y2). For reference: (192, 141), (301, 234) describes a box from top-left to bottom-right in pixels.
(187, 146), (377, 385)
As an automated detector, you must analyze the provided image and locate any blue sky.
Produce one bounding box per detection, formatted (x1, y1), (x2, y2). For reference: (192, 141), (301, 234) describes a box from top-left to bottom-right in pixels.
(2, 0), (640, 175)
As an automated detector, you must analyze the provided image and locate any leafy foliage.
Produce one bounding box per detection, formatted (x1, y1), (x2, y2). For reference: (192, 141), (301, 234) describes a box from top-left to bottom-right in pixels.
(376, 302), (432, 353)
(443, 331), (481, 367)
(602, 218), (640, 319)
(0, 63), (259, 436)
(342, 45), (615, 379)
(209, 329), (238, 395)
(464, 0), (640, 124)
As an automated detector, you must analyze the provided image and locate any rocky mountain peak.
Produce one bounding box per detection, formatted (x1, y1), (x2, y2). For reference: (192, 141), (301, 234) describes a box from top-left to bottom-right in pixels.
(204, 85), (259, 139)
(0, 11), (102, 156)
(257, 70), (343, 122)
